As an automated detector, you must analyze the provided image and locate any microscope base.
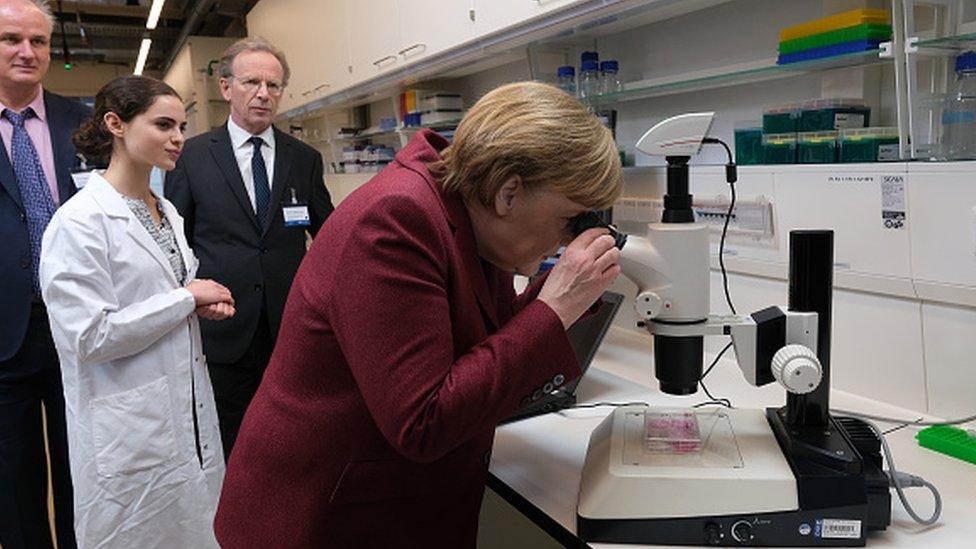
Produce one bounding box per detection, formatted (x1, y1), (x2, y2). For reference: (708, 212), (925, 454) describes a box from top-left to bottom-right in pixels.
(577, 406), (888, 546)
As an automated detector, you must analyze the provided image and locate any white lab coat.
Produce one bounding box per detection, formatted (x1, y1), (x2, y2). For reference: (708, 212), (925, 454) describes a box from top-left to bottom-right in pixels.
(39, 173), (224, 549)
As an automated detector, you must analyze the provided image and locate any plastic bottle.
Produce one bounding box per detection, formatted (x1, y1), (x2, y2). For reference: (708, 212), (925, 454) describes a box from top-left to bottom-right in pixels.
(599, 60), (622, 95)
(578, 60), (600, 104)
(556, 65), (576, 96)
(941, 51), (976, 160)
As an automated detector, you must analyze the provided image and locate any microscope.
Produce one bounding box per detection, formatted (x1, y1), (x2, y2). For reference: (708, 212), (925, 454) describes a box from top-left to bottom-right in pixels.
(574, 113), (892, 546)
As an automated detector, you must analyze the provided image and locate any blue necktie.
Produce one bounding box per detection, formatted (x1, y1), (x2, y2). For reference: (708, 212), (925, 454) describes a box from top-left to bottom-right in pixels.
(249, 136), (270, 229)
(4, 108), (57, 297)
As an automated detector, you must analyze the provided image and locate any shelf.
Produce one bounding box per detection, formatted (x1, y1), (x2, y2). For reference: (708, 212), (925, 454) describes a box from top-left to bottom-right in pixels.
(321, 119), (462, 146)
(913, 31), (976, 53)
(591, 49), (885, 106)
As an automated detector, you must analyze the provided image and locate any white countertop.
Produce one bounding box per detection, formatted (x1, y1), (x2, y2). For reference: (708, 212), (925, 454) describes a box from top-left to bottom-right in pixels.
(489, 326), (976, 548)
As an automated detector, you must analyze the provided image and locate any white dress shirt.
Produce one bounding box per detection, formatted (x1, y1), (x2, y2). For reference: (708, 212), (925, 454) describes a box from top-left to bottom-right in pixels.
(226, 117), (276, 213)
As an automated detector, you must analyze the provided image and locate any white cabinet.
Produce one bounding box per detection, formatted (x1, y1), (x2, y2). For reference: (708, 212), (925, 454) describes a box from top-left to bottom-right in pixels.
(345, 0), (402, 79)
(249, 0), (352, 112)
(473, 0), (581, 37)
(346, 0), (474, 83)
(397, 0), (474, 63)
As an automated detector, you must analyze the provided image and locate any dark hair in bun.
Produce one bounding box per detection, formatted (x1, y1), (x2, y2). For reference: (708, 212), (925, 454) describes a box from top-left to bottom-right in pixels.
(73, 75), (181, 160)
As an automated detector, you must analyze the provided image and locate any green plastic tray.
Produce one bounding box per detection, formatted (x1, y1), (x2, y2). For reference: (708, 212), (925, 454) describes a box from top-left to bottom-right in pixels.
(779, 23), (892, 55)
(916, 425), (976, 465)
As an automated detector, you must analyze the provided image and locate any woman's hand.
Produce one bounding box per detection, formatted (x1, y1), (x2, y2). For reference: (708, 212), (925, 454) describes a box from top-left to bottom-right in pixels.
(537, 228), (621, 329)
(186, 279), (234, 308)
(196, 302), (236, 321)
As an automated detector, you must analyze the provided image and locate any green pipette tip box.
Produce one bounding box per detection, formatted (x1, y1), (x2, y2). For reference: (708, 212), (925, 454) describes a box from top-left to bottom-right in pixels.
(916, 425), (976, 465)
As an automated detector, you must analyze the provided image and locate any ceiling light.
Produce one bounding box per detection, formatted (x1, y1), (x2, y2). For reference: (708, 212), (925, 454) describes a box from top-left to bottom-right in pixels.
(134, 38), (152, 75)
(147, 0), (166, 30)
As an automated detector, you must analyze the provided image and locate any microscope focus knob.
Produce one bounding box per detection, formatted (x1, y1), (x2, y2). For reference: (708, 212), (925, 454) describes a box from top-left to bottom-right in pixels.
(634, 291), (662, 319)
(771, 344), (822, 394)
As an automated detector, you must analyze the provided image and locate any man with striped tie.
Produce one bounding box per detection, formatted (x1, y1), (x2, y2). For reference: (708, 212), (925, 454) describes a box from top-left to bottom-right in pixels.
(0, 1), (89, 548)
(165, 37), (333, 460)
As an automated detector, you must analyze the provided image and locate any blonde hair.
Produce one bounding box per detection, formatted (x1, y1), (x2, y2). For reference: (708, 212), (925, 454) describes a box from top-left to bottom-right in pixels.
(429, 81), (622, 210)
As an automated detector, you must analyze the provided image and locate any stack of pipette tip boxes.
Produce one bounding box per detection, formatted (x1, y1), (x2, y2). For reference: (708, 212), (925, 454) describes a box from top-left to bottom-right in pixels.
(777, 8), (892, 65)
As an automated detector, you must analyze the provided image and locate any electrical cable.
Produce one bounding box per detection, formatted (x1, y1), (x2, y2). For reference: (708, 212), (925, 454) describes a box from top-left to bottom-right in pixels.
(570, 401), (650, 409)
(835, 415), (943, 526)
(702, 137), (738, 315)
(831, 409), (976, 427)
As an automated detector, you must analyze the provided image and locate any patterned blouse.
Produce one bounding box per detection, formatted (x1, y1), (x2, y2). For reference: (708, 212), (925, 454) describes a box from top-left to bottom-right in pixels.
(120, 194), (187, 285)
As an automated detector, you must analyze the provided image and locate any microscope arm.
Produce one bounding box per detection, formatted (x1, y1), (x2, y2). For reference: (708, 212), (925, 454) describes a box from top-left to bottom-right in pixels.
(645, 309), (823, 394)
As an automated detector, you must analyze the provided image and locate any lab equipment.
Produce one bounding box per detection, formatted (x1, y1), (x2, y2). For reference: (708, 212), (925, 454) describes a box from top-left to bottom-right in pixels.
(502, 292), (623, 423)
(734, 126), (763, 165)
(762, 103), (799, 133)
(799, 99), (870, 131)
(778, 23), (892, 57)
(777, 9), (889, 65)
(556, 65), (576, 95)
(599, 60), (622, 95)
(916, 425), (976, 465)
(779, 9), (889, 43)
(577, 112), (895, 546)
(940, 51), (976, 160)
(839, 127), (899, 162)
(578, 60), (601, 104)
(797, 131), (839, 163)
(762, 133), (797, 164)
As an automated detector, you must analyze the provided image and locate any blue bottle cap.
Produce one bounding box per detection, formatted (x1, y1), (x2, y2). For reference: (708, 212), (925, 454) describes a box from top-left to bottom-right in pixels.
(956, 51), (976, 73)
(557, 65), (575, 78)
(581, 50), (599, 63)
(600, 60), (619, 72)
(581, 60), (599, 72)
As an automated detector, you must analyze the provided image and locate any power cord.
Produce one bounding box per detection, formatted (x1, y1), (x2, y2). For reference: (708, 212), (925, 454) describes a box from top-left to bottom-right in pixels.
(695, 137), (738, 407)
(698, 341), (734, 408)
(702, 137), (738, 316)
(834, 414), (943, 526)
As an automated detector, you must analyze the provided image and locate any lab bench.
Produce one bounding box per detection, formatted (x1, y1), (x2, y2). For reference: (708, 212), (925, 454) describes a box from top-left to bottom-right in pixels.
(488, 326), (976, 548)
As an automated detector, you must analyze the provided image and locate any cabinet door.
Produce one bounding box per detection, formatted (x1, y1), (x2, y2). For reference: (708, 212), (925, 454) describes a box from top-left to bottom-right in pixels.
(248, 0), (304, 112)
(306, 0), (353, 99)
(397, 0), (474, 63)
(473, 0), (580, 37)
(346, 0), (402, 81)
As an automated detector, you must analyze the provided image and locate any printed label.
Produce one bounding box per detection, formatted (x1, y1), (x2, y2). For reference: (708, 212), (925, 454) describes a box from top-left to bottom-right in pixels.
(881, 175), (906, 230)
(834, 113), (866, 129)
(816, 519), (862, 539)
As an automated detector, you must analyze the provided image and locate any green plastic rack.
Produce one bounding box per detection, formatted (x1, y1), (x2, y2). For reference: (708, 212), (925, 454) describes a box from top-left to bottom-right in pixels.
(916, 425), (976, 465)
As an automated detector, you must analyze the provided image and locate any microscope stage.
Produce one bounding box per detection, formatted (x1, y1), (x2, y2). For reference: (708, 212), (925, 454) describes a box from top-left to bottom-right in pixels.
(578, 406), (798, 520)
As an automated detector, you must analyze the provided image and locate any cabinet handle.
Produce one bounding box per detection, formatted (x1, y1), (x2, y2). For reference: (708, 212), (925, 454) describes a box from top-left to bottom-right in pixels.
(301, 90), (313, 97)
(314, 84), (330, 91)
(373, 55), (397, 67)
(398, 43), (426, 57)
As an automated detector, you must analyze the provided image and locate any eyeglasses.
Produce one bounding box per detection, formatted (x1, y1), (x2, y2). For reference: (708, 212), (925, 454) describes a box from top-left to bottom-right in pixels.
(231, 76), (284, 96)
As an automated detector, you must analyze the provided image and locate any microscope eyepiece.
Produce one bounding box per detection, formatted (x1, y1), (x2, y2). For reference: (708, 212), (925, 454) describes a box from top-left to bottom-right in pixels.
(570, 211), (628, 250)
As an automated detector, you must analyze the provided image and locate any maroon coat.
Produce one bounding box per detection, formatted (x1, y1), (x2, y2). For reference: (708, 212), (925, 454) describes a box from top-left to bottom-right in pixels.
(213, 130), (581, 548)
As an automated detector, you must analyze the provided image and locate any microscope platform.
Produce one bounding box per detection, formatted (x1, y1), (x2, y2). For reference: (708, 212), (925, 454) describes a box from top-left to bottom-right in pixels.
(578, 406), (886, 546)
(579, 406), (798, 521)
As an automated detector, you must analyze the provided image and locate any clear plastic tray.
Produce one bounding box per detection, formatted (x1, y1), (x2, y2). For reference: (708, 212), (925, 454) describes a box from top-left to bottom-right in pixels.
(643, 410), (702, 454)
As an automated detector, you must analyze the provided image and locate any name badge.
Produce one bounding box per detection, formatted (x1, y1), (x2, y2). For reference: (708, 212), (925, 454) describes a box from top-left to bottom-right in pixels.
(283, 204), (310, 226)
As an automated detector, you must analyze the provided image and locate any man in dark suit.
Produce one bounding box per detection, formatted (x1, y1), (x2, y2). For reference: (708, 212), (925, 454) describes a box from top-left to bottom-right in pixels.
(165, 37), (333, 459)
(0, 1), (89, 548)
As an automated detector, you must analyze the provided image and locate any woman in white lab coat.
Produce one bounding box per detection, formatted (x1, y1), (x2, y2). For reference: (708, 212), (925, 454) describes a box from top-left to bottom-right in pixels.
(39, 76), (236, 548)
